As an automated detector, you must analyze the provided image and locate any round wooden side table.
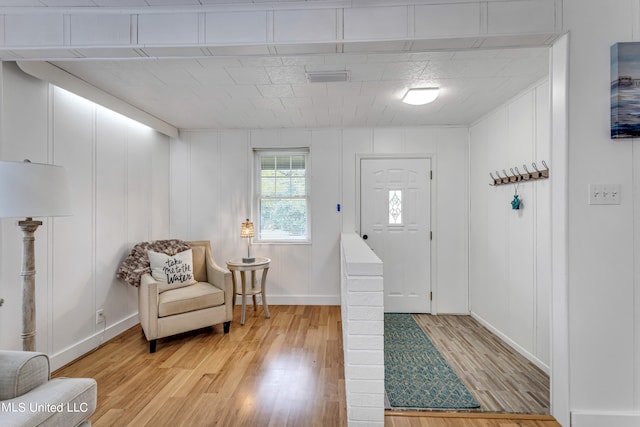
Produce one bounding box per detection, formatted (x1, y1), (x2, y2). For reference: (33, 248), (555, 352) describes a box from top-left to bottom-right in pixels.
(226, 257), (271, 325)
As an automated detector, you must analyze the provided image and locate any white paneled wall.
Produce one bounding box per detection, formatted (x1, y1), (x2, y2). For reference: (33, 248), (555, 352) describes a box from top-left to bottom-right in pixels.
(469, 80), (551, 371)
(0, 63), (170, 369)
(171, 126), (468, 312)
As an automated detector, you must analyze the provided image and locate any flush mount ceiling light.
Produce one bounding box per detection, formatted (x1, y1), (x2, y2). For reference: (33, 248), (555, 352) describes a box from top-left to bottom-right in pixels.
(402, 87), (440, 105)
(306, 71), (350, 83)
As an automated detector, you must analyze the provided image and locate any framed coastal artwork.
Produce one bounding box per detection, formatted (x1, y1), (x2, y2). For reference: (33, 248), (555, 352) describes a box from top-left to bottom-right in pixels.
(611, 42), (640, 138)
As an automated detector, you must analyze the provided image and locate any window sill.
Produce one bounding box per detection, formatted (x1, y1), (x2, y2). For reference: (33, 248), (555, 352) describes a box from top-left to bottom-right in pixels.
(253, 240), (311, 245)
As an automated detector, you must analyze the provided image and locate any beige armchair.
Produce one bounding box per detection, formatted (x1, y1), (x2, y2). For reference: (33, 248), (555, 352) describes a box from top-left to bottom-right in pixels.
(138, 240), (233, 353)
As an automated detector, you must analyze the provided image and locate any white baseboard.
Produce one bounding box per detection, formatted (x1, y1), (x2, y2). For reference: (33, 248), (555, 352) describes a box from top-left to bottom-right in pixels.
(50, 313), (139, 371)
(571, 411), (640, 427)
(470, 311), (550, 375)
(235, 294), (340, 306)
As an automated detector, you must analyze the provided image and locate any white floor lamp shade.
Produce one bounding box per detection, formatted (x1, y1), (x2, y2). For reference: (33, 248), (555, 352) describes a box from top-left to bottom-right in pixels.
(0, 160), (72, 351)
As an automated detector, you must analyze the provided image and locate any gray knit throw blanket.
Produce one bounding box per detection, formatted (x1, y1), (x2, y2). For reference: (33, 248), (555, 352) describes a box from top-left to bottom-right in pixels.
(116, 239), (191, 287)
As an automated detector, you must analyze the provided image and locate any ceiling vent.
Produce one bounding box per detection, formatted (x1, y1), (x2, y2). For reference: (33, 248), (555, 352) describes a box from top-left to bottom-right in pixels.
(306, 71), (350, 83)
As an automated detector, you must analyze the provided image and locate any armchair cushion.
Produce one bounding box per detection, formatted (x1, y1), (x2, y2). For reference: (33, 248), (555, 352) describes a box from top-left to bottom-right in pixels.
(158, 282), (225, 317)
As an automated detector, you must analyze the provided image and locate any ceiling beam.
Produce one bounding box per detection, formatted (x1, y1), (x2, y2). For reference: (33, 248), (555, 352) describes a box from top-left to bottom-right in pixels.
(17, 61), (178, 138)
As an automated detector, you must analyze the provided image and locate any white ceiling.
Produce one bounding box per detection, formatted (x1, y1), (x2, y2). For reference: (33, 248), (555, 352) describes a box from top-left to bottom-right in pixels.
(0, 0), (550, 130)
(49, 47), (549, 130)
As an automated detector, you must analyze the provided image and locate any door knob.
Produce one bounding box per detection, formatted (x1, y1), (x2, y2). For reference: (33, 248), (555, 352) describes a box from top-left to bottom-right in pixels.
(362, 234), (368, 240)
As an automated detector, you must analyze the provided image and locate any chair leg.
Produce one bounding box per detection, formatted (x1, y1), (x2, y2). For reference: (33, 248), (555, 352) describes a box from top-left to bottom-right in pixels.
(149, 339), (157, 353)
(223, 321), (230, 334)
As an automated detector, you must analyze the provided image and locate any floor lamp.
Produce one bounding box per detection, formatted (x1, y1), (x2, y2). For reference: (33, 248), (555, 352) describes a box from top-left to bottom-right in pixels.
(0, 160), (71, 351)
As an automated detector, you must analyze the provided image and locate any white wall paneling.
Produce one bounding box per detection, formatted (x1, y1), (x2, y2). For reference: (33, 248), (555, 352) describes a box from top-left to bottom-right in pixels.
(414, 3), (482, 38)
(487, 0), (557, 35)
(0, 62), (50, 351)
(51, 86), (96, 355)
(138, 13), (201, 45)
(69, 14), (131, 46)
(205, 11), (268, 45)
(5, 14), (64, 47)
(534, 83), (551, 368)
(0, 64), (170, 370)
(310, 129), (342, 302)
(274, 9), (337, 43)
(469, 80), (551, 372)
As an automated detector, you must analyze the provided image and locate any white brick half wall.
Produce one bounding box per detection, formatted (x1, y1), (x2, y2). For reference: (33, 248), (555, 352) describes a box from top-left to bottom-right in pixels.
(340, 233), (384, 427)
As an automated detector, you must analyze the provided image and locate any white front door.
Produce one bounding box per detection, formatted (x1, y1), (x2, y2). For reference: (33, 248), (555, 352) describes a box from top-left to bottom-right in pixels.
(360, 157), (432, 313)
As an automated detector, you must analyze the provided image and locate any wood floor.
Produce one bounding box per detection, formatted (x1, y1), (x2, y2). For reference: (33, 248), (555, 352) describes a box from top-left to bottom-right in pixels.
(53, 306), (559, 427)
(54, 305), (346, 427)
(413, 314), (550, 414)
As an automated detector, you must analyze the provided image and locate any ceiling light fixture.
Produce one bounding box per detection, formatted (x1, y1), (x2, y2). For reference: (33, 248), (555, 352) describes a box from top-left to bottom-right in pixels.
(402, 87), (440, 105)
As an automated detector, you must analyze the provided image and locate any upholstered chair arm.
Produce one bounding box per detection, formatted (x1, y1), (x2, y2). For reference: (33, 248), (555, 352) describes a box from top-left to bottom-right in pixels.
(139, 273), (160, 340)
(0, 351), (50, 400)
(205, 253), (234, 316)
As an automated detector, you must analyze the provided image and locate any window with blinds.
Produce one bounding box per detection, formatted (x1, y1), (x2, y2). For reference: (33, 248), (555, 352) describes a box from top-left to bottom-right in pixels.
(254, 149), (310, 241)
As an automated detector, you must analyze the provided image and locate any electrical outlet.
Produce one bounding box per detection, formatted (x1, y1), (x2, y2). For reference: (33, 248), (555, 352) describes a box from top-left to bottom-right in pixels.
(588, 184), (621, 205)
(95, 309), (104, 324)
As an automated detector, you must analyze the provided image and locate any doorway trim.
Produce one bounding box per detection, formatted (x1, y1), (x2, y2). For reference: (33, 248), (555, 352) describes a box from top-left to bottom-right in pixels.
(355, 153), (438, 314)
(549, 33), (570, 426)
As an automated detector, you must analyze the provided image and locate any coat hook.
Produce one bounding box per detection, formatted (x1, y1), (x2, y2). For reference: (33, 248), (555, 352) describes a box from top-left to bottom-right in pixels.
(541, 160), (549, 177)
(531, 162), (541, 178)
(489, 172), (497, 185)
(510, 167), (519, 182)
(502, 169), (511, 183)
(514, 166), (524, 181)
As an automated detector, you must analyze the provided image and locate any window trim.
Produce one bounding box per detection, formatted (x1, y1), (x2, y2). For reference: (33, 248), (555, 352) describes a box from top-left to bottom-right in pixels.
(252, 148), (311, 244)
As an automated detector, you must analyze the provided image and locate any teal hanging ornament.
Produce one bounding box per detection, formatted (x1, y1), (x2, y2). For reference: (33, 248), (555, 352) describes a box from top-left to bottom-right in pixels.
(511, 183), (521, 210)
(511, 194), (521, 210)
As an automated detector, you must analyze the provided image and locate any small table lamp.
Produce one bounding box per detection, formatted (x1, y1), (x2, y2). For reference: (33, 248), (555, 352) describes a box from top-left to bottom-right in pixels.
(240, 219), (255, 263)
(0, 160), (72, 351)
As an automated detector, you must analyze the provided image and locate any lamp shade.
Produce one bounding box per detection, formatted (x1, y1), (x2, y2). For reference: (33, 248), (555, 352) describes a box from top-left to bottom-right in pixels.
(0, 160), (72, 218)
(241, 219), (254, 238)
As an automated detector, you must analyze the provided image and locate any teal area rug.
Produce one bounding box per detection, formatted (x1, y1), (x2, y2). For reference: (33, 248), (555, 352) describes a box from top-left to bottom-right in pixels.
(384, 313), (480, 409)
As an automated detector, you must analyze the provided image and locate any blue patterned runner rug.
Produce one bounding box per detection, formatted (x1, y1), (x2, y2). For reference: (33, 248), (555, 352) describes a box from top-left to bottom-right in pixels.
(384, 313), (480, 409)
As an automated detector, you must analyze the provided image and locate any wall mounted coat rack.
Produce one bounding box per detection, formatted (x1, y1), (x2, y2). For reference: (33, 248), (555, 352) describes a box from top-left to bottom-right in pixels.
(489, 161), (549, 186)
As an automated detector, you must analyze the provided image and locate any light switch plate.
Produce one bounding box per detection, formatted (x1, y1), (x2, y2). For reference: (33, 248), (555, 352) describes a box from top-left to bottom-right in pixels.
(588, 184), (621, 205)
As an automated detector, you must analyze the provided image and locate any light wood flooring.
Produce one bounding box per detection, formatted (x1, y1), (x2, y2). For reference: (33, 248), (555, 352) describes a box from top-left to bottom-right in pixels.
(412, 314), (550, 414)
(53, 306), (558, 427)
(54, 305), (346, 427)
